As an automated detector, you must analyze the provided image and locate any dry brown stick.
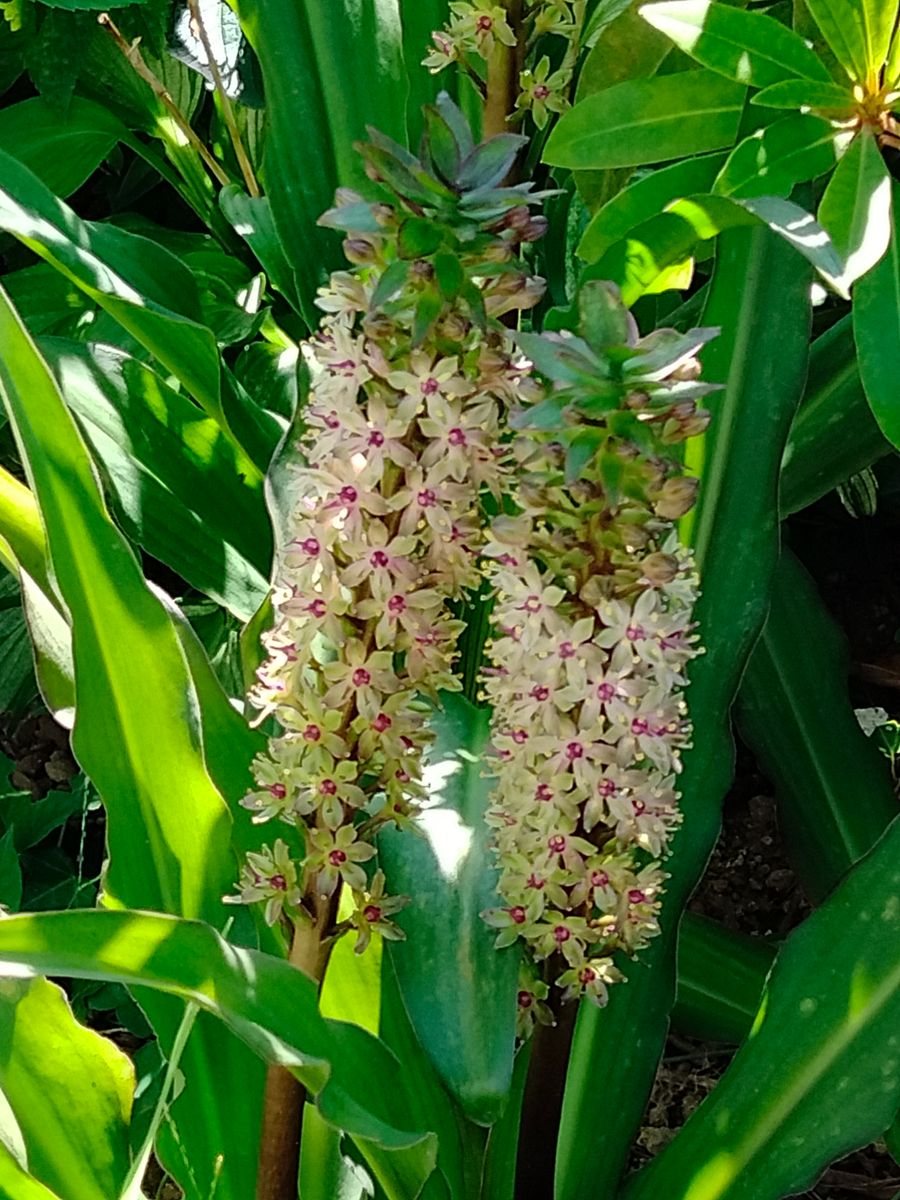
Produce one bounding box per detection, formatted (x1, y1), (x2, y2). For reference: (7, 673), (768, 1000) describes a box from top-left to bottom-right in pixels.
(98, 13), (231, 188)
(184, 0), (261, 197)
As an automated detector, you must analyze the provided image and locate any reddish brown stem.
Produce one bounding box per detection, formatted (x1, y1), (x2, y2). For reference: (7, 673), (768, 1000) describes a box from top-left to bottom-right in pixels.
(256, 900), (333, 1200)
(483, 0), (524, 139)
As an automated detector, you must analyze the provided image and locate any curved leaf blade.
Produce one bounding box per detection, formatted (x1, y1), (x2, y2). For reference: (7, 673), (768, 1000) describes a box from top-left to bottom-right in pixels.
(854, 179), (900, 447)
(543, 71), (746, 170)
(712, 114), (837, 199)
(379, 694), (518, 1126)
(818, 128), (892, 287)
(627, 817), (900, 1200)
(0, 97), (128, 198)
(639, 0), (832, 86)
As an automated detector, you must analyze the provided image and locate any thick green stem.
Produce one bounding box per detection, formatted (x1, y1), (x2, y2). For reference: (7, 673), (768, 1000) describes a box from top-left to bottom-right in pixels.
(483, 0), (524, 138)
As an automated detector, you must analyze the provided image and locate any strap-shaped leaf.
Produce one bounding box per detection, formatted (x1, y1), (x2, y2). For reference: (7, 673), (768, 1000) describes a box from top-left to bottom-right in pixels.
(0, 909), (439, 1198)
(626, 816), (900, 1200)
(712, 114), (837, 200)
(804, 0), (892, 83)
(379, 693), (518, 1126)
(640, 0), (832, 86)
(0, 97), (129, 199)
(544, 71), (746, 170)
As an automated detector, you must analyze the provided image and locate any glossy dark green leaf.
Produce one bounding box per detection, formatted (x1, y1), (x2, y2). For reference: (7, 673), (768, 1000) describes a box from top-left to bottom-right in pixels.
(818, 128), (891, 286)
(640, 0), (832, 86)
(0, 909), (440, 1199)
(674, 914), (772, 1044)
(738, 550), (899, 901)
(578, 154), (727, 262)
(0, 97), (128, 198)
(40, 339), (271, 620)
(544, 71), (746, 170)
(627, 816), (900, 1200)
(804, 0), (889, 82)
(0, 975), (133, 1200)
(712, 114), (837, 199)
(750, 79), (855, 110)
(219, 186), (301, 311)
(576, 4), (672, 100)
(379, 694), (517, 1126)
(0, 1144), (61, 1200)
(555, 228), (811, 1200)
(854, 180), (900, 447)
(780, 315), (889, 516)
(0, 828), (21, 911)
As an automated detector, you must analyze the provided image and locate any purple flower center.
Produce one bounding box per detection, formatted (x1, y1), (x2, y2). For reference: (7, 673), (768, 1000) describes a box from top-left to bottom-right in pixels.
(628, 889), (647, 904)
(300, 537), (320, 556)
(631, 717), (649, 735)
(270, 874), (287, 891)
(388, 594), (407, 613)
(307, 599), (327, 618)
(579, 967), (597, 984)
(535, 783), (553, 802)
(512, 729), (528, 745)
(597, 682), (616, 702)
(526, 873), (545, 890)
(592, 870), (609, 888)
(498, 553), (518, 566)
(324, 412), (340, 430)
(565, 741), (584, 761)
(522, 595), (542, 614)
(320, 779), (338, 796)
(352, 667), (371, 687)
(448, 427), (467, 446)
(598, 779), (617, 798)
(517, 990), (534, 1009)
(476, 13), (492, 29)
(626, 624), (645, 642)
(364, 904), (382, 922)
(531, 684), (550, 701)
(633, 800), (646, 815)
(559, 642), (575, 659)
(418, 488), (437, 508)
(533, 84), (551, 99)
(371, 549), (390, 567)
(372, 712), (392, 732)
(303, 724), (321, 742)
(368, 430), (385, 447)
(509, 906), (527, 924)
(268, 783), (287, 799)
(339, 485), (358, 505)
(548, 834), (567, 854)
(553, 925), (570, 943)
(422, 376), (440, 394)
(329, 849), (347, 866)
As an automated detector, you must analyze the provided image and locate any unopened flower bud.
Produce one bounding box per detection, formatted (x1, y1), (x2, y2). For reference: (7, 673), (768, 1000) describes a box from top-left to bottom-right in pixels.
(335, 187), (364, 207)
(343, 237), (378, 265)
(641, 552), (679, 585)
(655, 476), (699, 519)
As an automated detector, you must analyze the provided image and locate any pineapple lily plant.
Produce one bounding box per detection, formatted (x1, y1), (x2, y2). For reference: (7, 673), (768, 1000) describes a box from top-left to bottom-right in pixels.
(0, 1), (896, 1199)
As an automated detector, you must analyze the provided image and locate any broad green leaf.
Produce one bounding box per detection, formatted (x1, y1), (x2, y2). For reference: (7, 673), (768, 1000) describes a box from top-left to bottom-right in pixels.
(580, 192), (844, 302)
(626, 816), (900, 1200)
(0, 909), (439, 1198)
(854, 180), (900, 447)
(0, 286), (264, 1200)
(578, 153), (727, 262)
(0, 151), (224, 430)
(0, 975), (133, 1200)
(803, 0), (889, 82)
(543, 71), (746, 170)
(674, 915), (772, 1044)
(379, 694), (517, 1126)
(640, 1), (832, 86)
(751, 79), (855, 110)
(818, 128), (891, 286)
(0, 829), (21, 911)
(738, 550), (899, 901)
(0, 97), (128, 198)
(30, 0), (146, 8)
(0, 1144), (62, 1200)
(575, 4), (672, 100)
(555, 229), (812, 1200)
(219, 187), (301, 312)
(40, 339), (271, 621)
(780, 315), (889, 515)
(713, 114), (837, 199)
